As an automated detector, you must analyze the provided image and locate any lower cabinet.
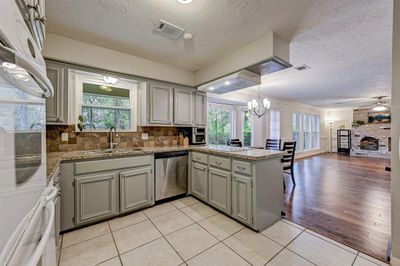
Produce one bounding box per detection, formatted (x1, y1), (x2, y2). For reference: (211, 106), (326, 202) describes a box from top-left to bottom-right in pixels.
(75, 172), (118, 225)
(191, 162), (208, 202)
(120, 166), (153, 213)
(208, 167), (231, 214)
(232, 173), (253, 226)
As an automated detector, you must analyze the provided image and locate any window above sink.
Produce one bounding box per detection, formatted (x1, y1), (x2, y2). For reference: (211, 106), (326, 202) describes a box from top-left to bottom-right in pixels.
(71, 69), (141, 132)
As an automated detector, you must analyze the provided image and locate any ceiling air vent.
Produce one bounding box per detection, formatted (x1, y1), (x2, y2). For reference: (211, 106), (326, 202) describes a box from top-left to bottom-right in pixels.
(156, 20), (184, 39)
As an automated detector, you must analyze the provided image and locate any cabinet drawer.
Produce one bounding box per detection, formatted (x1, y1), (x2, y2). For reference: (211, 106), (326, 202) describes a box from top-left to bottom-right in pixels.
(191, 152), (208, 164)
(74, 156), (152, 175)
(232, 160), (252, 176)
(209, 155), (231, 171)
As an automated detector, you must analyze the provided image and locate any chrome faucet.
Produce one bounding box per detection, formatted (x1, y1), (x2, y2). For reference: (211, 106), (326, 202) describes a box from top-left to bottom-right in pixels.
(108, 126), (119, 150)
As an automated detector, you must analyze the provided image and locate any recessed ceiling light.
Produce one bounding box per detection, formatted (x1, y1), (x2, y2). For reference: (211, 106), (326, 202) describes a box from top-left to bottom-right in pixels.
(208, 86), (214, 91)
(177, 0), (192, 4)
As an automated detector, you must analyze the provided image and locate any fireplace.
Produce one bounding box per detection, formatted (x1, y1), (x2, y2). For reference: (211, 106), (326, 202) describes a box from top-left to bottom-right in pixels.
(360, 136), (379, 151)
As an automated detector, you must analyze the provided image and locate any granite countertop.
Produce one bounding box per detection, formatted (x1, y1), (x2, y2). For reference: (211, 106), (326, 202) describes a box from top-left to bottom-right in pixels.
(46, 145), (284, 183)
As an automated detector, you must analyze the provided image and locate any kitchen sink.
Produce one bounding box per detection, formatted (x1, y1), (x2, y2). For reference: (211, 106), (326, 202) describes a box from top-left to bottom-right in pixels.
(81, 148), (142, 155)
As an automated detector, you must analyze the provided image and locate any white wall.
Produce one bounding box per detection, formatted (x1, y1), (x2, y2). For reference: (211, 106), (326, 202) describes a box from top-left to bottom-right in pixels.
(323, 108), (353, 152)
(391, 0), (400, 264)
(43, 33), (194, 86)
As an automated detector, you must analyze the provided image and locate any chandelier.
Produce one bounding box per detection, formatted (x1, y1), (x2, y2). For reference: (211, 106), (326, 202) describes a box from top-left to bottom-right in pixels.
(247, 85), (271, 118)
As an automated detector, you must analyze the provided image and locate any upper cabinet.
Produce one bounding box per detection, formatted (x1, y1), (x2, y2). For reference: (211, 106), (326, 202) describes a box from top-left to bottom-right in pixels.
(148, 83), (174, 125)
(45, 61), (69, 124)
(174, 87), (194, 125)
(141, 82), (206, 127)
(194, 92), (207, 126)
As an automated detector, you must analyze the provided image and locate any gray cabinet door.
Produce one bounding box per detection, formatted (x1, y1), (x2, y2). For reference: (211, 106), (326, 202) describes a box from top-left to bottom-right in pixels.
(194, 92), (207, 126)
(208, 167), (231, 214)
(46, 62), (68, 124)
(75, 172), (118, 225)
(149, 83), (173, 124)
(232, 173), (253, 226)
(120, 166), (153, 213)
(174, 88), (193, 125)
(191, 162), (208, 202)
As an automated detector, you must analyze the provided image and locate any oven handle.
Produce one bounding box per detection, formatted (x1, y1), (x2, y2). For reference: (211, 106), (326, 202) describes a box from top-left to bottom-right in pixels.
(0, 44), (54, 98)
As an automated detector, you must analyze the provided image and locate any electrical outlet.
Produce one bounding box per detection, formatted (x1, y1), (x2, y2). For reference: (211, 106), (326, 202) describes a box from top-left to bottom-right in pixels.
(142, 133), (149, 140)
(61, 133), (68, 142)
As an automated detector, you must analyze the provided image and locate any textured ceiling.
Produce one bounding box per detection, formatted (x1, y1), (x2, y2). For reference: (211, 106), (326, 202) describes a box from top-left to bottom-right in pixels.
(45, 0), (315, 71)
(46, 0), (393, 108)
(243, 0), (393, 108)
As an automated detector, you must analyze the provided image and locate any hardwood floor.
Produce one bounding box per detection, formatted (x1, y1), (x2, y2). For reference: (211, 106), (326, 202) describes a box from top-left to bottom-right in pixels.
(283, 153), (391, 262)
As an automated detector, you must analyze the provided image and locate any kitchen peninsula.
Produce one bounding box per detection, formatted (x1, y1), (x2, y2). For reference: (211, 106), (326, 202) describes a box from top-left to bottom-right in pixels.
(47, 145), (284, 233)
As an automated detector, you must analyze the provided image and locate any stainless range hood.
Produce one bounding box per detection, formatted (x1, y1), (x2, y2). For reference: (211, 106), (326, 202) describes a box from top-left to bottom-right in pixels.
(198, 56), (291, 94)
(198, 69), (260, 94)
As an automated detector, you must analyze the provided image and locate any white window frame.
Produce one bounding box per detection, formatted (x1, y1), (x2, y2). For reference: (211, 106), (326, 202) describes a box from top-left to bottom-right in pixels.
(269, 108), (281, 140)
(292, 112), (302, 152)
(311, 114), (320, 150)
(73, 70), (138, 132)
(241, 108), (254, 147)
(207, 103), (236, 145)
(292, 111), (320, 153)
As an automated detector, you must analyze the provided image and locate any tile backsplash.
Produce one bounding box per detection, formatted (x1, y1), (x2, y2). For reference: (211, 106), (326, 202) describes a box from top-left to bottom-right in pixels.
(46, 125), (179, 152)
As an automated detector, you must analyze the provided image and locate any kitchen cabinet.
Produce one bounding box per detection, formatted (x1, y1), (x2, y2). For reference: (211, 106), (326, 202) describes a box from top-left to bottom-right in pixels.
(120, 166), (153, 213)
(174, 87), (193, 125)
(191, 162), (208, 202)
(60, 155), (154, 231)
(74, 172), (118, 225)
(149, 83), (173, 124)
(45, 61), (69, 124)
(194, 92), (207, 126)
(232, 173), (253, 226)
(208, 167), (231, 214)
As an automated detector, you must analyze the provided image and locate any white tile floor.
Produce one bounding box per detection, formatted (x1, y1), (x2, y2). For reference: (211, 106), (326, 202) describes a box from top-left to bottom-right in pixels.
(58, 197), (389, 266)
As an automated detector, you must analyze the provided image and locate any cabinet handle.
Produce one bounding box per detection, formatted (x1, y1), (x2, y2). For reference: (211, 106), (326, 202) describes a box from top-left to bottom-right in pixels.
(195, 156), (201, 160)
(215, 161), (222, 165)
(236, 166), (246, 171)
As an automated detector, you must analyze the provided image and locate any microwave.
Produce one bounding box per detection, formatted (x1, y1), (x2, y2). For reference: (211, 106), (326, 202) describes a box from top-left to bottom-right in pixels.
(191, 127), (206, 145)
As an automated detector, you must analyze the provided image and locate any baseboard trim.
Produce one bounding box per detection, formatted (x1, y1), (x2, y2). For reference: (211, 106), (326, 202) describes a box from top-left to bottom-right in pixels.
(391, 256), (400, 266)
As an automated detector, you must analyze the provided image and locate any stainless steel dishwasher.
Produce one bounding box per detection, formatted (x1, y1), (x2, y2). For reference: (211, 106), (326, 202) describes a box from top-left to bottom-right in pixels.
(155, 151), (188, 202)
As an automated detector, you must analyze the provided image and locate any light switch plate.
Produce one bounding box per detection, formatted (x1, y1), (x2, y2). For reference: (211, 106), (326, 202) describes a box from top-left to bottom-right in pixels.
(61, 133), (68, 142)
(142, 133), (149, 140)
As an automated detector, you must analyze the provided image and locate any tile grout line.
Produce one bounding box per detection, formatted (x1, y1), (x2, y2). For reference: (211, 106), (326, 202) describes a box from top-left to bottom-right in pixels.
(271, 227), (319, 266)
(57, 234), (63, 265)
(106, 221), (124, 266)
(304, 229), (358, 255)
(144, 211), (187, 264)
(351, 251), (360, 266)
(193, 218), (251, 263)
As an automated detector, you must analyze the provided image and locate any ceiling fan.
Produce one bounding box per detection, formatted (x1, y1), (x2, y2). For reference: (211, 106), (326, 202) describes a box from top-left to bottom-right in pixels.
(357, 96), (390, 111)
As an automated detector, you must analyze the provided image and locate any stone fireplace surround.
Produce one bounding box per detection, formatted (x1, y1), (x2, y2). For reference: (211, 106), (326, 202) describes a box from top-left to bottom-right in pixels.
(351, 109), (391, 159)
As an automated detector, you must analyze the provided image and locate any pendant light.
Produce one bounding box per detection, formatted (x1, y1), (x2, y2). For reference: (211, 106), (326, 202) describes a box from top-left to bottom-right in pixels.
(247, 85), (271, 118)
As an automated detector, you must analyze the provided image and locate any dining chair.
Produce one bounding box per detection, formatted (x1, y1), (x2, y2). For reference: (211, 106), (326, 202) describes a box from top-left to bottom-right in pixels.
(227, 139), (243, 147)
(282, 141), (296, 190)
(265, 139), (281, 150)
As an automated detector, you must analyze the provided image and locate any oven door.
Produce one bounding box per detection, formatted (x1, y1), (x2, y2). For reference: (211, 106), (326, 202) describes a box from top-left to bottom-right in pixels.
(0, 44), (54, 253)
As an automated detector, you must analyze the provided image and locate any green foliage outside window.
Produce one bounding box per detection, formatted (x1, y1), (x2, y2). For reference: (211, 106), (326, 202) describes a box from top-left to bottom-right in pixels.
(208, 108), (232, 145)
